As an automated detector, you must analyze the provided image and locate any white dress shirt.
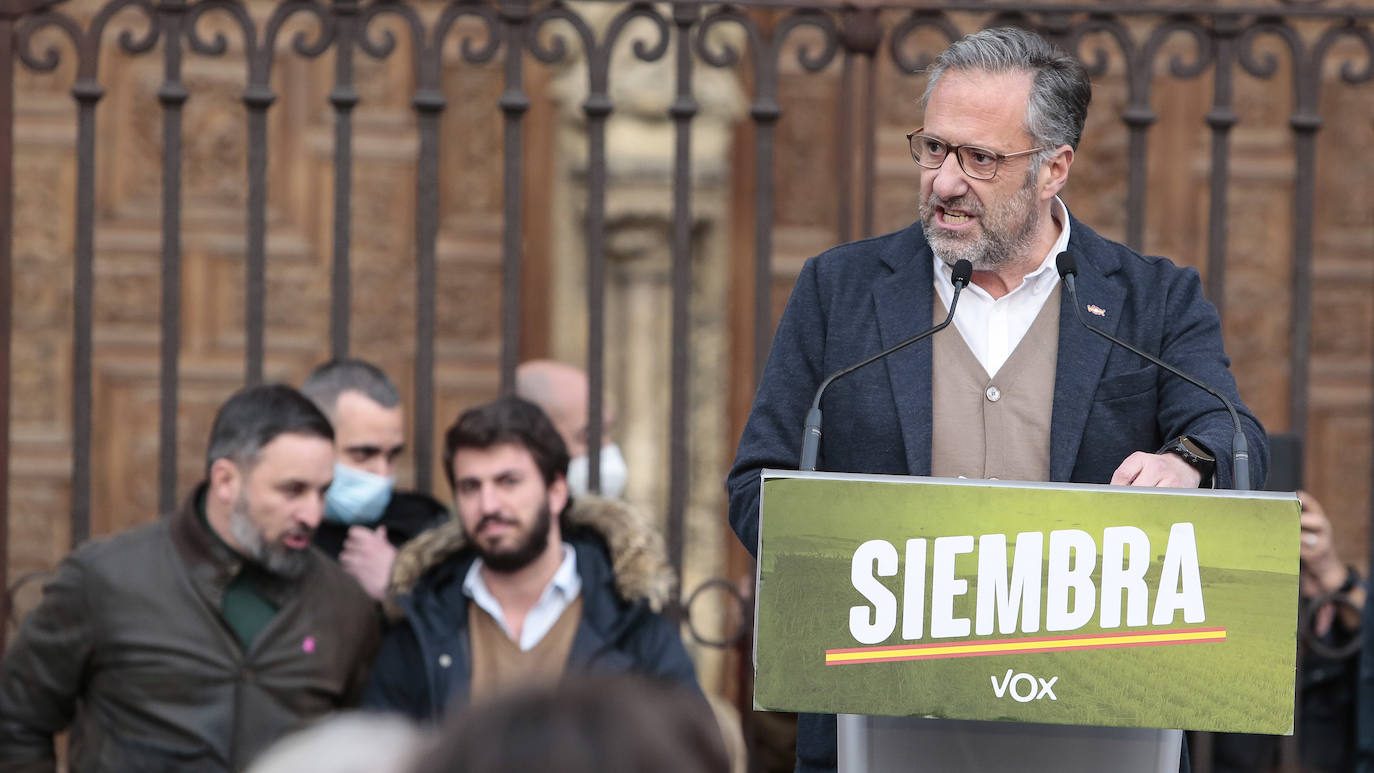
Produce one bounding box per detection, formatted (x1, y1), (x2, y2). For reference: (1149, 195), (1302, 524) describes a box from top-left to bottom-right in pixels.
(462, 542), (582, 651)
(933, 196), (1072, 377)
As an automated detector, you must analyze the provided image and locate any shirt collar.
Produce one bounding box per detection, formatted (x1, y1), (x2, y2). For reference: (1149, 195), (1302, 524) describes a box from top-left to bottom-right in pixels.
(1028, 196), (1071, 294)
(547, 543), (580, 598)
(462, 542), (581, 605)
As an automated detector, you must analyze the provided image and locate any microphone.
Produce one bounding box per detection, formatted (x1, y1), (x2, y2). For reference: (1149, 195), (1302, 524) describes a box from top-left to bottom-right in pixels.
(1055, 252), (1251, 490)
(798, 258), (973, 471)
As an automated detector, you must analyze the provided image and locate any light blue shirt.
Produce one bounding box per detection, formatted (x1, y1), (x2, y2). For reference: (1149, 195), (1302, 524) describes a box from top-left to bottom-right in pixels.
(462, 543), (582, 651)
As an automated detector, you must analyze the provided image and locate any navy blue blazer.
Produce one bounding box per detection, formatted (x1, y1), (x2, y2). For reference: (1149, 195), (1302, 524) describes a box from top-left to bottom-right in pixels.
(727, 215), (1269, 556)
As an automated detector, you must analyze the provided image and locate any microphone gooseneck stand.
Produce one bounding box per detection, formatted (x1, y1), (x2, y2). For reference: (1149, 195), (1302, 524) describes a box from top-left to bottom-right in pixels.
(1056, 252), (1250, 491)
(798, 259), (973, 472)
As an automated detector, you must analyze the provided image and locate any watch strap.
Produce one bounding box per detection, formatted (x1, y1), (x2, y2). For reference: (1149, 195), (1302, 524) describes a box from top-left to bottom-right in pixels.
(1158, 435), (1216, 488)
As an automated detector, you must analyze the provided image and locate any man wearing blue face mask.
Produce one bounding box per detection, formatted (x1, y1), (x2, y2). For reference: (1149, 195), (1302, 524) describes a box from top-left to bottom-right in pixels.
(515, 359), (629, 500)
(302, 359), (449, 600)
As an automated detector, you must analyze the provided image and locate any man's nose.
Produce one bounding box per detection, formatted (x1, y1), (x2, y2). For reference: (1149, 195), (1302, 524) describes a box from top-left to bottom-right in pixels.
(929, 152), (971, 201)
(301, 491), (326, 529)
(477, 484), (502, 516)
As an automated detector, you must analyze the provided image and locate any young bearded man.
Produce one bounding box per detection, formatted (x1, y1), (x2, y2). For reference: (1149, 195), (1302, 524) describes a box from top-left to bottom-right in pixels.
(362, 396), (697, 718)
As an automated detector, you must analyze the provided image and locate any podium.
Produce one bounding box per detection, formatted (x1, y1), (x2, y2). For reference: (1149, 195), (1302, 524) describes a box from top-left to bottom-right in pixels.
(838, 715), (1181, 773)
(752, 471), (1300, 773)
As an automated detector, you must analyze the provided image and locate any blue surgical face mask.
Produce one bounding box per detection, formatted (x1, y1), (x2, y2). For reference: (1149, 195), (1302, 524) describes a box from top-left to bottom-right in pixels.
(325, 462), (395, 525)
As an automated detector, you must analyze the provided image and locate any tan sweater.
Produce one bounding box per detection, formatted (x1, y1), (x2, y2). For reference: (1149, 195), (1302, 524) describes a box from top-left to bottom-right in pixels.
(931, 286), (1061, 481)
(467, 596), (584, 703)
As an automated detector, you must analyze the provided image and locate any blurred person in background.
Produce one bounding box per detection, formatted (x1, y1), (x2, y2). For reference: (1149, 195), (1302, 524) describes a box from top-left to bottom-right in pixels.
(362, 396), (696, 719)
(516, 359), (629, 499)
(246, 713), (427, 773)
(407, 674), (727, 773)
(0, 385), (379, 772)
(302, 359), (448, 600)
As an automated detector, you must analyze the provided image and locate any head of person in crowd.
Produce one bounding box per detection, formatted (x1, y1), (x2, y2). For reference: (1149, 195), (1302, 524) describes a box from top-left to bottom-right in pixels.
(301, 358), (406, 526)
(204, 384), (336, 578)
(515, 359), (628, 498)
(246, 713), (428, 773)
(408, 675), (727, 773)
(442, 396), (570, 574)
(915, 26), (1089, 279)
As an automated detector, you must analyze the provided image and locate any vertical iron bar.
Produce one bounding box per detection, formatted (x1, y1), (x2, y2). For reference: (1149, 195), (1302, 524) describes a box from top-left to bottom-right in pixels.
(329, 0), (359, 359)
(71, 76), (103, 545)
(751, 82), (779, 386)
(1288, 124), (1318, 440)
(667, 3), (699, 597)
(0, 3), (17, 651)
(1203, 18), (1240, 316)
(839, 8), (880, 241)
(157, 0), (188, 515)
(583, 92), (611, 493)
(1122, 116), (1152, 252)
(413, 80), (445, 493)
(497, 2), (529, 395)
(244, 84), (273, 385)
(1122, 45), (1156, 255)
(859, 51), (876, 238)
(834, 50), (853, 245)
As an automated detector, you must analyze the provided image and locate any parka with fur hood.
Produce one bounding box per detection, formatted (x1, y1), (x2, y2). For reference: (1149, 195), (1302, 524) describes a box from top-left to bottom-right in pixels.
(360, 495), (698, 719)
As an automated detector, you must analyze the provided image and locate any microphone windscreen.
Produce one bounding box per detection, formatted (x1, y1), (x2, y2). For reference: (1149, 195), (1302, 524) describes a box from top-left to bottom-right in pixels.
(1055, 252), (1077, 279)
(951, 259), (973, 287)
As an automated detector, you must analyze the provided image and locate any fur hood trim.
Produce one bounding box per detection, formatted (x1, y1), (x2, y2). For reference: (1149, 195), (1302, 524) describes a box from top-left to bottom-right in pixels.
(386, 495), (675, 618)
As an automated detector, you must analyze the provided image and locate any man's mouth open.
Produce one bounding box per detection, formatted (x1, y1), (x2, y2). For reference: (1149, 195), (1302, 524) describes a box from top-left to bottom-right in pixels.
(939, 208), (975, 227)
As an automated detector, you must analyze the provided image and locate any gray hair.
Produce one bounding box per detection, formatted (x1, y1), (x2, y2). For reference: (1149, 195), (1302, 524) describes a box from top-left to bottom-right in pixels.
(300, 358), (401, 417)
(922, 27), (1091, 164)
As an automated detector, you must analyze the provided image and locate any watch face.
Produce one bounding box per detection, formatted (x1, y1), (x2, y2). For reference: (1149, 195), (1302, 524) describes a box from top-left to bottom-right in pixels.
(1178, 436), (1214, 463)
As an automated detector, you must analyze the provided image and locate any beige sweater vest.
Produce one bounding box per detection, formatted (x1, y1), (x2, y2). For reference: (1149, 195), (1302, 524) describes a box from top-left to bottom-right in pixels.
(931, 286), (1061, 481)
(466, 595), (583, 703)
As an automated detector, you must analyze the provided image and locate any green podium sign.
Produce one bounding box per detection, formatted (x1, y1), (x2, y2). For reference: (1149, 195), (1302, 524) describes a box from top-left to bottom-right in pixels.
(754, 471), (1299, 734)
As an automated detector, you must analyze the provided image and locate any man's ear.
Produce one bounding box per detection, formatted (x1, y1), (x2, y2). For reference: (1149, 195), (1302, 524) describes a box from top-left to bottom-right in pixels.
(1038, 144), (1074, 200)
(547, 474), (570, 523)
(208, 457), (242, 506)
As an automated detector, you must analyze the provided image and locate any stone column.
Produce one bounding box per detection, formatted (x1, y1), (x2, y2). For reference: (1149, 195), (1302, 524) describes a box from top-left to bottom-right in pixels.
(545, 5), (745, 694)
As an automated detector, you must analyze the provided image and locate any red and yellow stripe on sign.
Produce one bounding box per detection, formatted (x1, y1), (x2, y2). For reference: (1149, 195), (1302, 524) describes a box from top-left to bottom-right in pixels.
(824, 627), (1226, 666)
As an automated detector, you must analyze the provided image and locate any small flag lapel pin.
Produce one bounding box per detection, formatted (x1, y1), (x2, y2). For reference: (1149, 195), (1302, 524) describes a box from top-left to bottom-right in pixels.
(302, 636), (316, 653)
(1087, 304), (1106, 317)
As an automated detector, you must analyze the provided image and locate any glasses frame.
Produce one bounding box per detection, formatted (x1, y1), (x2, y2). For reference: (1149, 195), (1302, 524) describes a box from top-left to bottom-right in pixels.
(906, 128), (1045, 181)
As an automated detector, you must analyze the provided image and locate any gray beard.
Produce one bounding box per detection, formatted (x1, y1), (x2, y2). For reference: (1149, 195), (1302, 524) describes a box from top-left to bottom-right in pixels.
(923, 174), (1042, 272)
(229, 493), (312, 579)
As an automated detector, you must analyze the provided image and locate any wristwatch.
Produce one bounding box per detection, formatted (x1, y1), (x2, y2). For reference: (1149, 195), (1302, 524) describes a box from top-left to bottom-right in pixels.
(1159, 435), (1216, 488)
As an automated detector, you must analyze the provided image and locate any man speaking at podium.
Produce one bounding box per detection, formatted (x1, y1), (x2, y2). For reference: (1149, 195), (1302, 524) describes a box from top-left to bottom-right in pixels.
(726, 27), (1268, 773)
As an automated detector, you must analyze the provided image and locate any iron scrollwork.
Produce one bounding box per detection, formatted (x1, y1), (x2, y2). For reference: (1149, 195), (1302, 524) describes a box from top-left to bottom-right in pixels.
(7, 0), (1374, 657)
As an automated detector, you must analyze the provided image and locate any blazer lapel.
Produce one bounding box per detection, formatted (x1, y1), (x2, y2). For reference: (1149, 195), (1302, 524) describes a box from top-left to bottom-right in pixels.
(872, 240), (935, 477)
(1050, 243), (1126, 481)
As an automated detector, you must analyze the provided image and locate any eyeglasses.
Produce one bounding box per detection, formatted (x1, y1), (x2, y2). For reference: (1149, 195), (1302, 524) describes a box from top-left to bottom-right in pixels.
(906, 128), (1044, 180)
